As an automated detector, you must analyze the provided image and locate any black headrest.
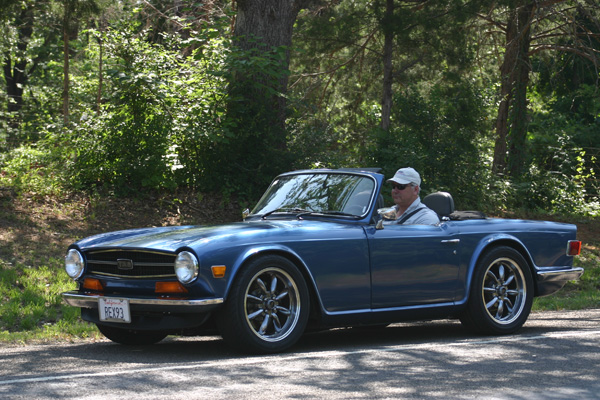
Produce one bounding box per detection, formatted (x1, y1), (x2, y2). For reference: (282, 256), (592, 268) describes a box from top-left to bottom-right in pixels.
(423, 192), (455, 218)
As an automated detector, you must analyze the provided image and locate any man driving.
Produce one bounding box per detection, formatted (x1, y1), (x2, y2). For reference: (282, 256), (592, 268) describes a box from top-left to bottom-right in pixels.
(387, 167), (439, 225)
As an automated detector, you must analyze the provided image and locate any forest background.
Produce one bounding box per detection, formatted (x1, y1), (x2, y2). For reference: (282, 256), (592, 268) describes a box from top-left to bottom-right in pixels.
(0, 0), (599, 341)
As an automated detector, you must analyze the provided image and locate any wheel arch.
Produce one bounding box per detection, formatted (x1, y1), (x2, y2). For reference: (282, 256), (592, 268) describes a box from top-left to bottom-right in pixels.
(464, 235), (538, 301)
(458, 238), (536, 334)
(224, 245), (325, 320)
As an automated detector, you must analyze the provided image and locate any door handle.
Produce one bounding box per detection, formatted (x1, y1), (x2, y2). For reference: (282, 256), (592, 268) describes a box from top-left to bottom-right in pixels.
(441, 239), (460, 244)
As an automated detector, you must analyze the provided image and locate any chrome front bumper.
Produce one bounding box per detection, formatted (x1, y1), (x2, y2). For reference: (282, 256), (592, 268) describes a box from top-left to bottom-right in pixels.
(62, 291), (224, 313)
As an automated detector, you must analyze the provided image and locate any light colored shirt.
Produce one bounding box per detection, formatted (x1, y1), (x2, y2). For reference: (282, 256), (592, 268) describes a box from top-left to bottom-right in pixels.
(392, 198), (440, 225)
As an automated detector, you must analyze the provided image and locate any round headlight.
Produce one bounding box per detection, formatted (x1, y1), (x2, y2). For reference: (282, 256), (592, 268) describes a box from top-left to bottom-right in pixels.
(175, 251), (199, 284)
(65, 249), (85, 280)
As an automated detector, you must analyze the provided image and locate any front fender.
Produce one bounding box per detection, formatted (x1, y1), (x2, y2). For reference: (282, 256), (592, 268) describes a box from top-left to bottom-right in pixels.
(223, 244), (325, 312)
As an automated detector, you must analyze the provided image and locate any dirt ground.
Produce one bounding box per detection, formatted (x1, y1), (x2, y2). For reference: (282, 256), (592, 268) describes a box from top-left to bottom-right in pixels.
(0, 189), (243, 266)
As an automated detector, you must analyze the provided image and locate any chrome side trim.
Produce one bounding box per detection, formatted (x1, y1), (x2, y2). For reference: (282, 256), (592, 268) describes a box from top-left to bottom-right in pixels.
(62, 291), (223, 309)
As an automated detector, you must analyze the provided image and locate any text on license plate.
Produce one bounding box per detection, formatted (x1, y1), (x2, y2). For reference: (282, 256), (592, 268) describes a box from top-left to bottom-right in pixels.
(99, 297), (131, 323)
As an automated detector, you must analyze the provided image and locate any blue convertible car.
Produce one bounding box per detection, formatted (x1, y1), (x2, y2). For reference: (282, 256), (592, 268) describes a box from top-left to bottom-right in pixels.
(62, 168), (583, 353)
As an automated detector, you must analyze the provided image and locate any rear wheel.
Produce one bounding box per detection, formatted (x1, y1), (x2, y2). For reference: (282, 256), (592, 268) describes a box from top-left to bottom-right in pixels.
(216, 255), (309, 353)
(97, 324), (167, 345)
(460, 246), (533, 335)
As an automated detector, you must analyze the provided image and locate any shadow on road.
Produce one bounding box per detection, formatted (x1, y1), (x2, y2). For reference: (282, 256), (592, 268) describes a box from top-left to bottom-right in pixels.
(2, 310), (600, 399)
(4, 310), (599, 367)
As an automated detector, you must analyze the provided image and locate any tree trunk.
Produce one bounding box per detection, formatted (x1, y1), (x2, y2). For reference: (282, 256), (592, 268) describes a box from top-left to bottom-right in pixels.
(232, 0), (309, 148)
(63, 21), (70, 125)
(3, 5), (35, 142)
(3, 53), (26, 115)
(492, 1), (535, 177)
(97, 34), (103, 116)
(380, 0), (394, 131)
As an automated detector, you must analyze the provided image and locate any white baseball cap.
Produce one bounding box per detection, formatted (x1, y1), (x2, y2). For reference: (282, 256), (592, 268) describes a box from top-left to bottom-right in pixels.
(387, 167), (421, 186)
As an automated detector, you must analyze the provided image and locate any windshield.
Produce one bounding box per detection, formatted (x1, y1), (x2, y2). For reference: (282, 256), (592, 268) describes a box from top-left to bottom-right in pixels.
(251, 172), (376, 217)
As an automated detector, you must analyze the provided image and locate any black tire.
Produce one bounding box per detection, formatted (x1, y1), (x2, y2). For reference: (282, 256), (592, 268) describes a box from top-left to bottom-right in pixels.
(97, 324), (167, 345)
(216, 255), (310, 354)
(460, 246), (534, 335)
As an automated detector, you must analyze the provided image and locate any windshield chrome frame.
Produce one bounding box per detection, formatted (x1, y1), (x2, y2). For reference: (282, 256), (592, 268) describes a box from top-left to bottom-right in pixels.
(250, 170), (380, 220)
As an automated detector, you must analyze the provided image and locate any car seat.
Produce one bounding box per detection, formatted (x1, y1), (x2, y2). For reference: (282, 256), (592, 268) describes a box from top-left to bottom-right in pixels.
(423, 192), (455, 220)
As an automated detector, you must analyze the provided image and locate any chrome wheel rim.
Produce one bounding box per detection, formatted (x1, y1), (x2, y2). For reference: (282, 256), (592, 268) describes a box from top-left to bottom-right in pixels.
(244, 267), (301, 342)
(482, 257), (526, 325)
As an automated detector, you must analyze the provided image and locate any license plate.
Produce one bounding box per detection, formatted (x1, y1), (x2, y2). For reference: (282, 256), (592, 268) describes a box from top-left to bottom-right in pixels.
(99, 297), (131, 323)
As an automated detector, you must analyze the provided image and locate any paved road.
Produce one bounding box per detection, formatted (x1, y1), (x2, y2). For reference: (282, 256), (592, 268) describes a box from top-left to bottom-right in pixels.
(1, 309), (599, 399)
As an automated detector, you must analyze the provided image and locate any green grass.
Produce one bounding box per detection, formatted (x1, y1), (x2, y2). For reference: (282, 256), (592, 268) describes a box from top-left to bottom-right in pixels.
(0, 259), (102, 343)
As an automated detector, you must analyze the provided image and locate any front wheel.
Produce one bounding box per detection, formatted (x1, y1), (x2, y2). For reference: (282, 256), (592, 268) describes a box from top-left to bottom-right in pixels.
(216, 255), (310, 353)
(460, 246), (533, 335)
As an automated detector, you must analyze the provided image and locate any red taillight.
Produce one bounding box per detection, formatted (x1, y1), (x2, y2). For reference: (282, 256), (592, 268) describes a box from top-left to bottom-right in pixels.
(567, 240), (582, 256)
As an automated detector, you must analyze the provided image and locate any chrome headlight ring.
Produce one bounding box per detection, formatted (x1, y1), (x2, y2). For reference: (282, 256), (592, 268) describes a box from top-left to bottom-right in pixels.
(65, 249), (85, 280)
(175, 251), (199, 284)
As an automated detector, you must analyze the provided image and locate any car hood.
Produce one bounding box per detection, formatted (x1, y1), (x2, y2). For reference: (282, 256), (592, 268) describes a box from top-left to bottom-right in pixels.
(72, 219), (345, 253)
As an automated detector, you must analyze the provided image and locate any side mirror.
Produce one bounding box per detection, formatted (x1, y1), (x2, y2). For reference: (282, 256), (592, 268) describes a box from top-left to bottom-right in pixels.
(375, 207), (396, 230)
(378, 207), (396, 220)
(242, 208), (250, 221)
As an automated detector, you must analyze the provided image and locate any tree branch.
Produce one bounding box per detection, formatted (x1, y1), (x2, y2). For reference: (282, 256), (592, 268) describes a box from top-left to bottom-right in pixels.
(529, 44), (600, 65)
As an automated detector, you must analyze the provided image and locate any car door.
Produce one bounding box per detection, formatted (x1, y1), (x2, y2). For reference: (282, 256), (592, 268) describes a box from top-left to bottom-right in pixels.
(366, 222), (460, 308)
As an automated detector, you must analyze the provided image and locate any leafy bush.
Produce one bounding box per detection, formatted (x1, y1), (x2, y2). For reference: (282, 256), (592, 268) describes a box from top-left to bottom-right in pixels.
(43, 27), (296, 200)
(185, 40), (298, 199)
(0, 144), (64, 195)
(522, 86), (600, 215)
(61, 29), (181, 194)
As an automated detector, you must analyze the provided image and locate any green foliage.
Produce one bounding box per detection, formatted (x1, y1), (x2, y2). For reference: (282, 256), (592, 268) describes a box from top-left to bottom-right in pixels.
(520, 82), (600, 215)
(167, 31), (234, 191)
(366, 79), (491, 209)
(33, 25), (295, 199)
(0, 0), (598, 214)
(173, 37), (296, 199)
(66, 28), (179, 193)
(286, 116), (351, 169)
(0, 144), (65, 195)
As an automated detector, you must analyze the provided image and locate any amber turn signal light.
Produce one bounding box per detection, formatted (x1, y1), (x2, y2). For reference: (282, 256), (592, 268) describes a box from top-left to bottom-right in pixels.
(567, 240), (582, 256)
(83, 278), (104, 291)
(211, 265), (226, 278)
(155, 281), (188, 294)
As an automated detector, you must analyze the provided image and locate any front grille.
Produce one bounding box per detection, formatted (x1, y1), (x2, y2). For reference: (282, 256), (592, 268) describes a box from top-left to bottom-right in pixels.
(85, 250), (176, 278)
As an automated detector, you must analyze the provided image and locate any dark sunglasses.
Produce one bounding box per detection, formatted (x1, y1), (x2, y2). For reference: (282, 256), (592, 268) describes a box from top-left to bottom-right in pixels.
(392, 183), (412, 191)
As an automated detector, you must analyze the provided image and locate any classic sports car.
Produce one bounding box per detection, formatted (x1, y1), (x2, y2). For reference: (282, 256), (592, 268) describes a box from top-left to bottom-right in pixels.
(62, 168), (583, 353)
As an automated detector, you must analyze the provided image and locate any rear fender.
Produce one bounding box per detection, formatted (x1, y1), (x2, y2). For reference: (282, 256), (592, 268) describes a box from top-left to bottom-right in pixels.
(458, 234), (535, 306)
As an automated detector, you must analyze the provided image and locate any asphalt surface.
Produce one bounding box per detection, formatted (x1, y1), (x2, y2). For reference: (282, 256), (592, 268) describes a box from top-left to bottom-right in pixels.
(1, 309), (599, 399)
